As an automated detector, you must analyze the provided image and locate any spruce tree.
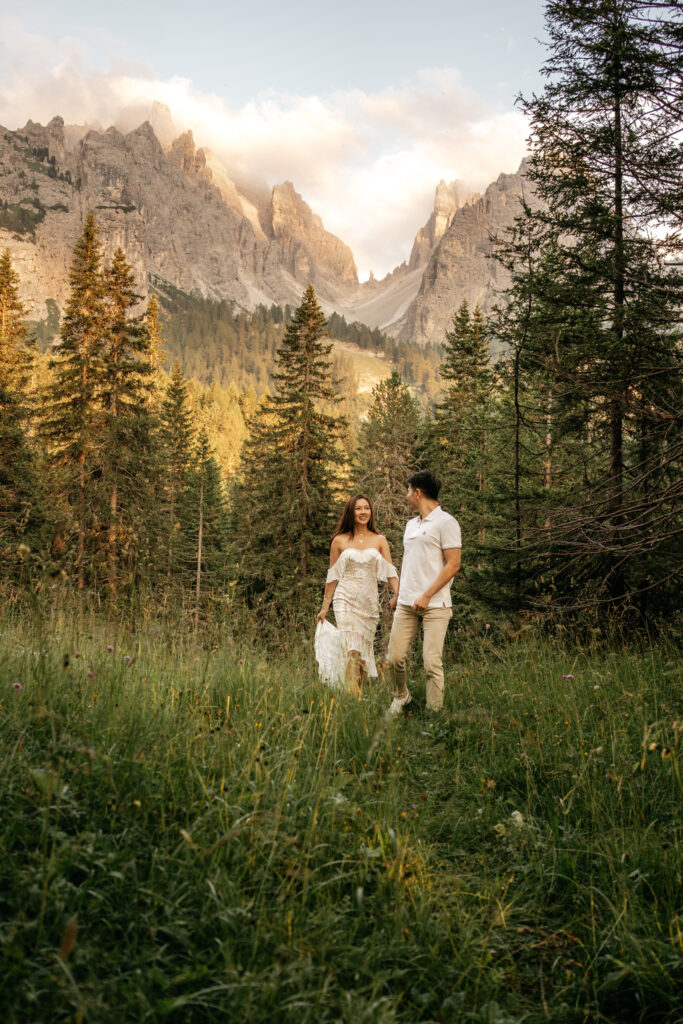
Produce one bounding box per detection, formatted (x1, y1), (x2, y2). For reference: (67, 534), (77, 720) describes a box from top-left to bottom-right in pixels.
(43, 213), (108, 589)
(101, 248), (155, 598)
(491, 0), (683, 616)
(158, 360), (196, 594)
(0, 248), (31, 383)
(186, 428), (229, 630)
(0, 250), (44, 582)
(354, 371), (420, 553)
(232, 284), (344, 619)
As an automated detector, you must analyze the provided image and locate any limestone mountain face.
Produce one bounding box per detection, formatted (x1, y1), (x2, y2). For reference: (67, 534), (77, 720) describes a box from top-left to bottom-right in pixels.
(408, 180), (478, 270)
(0, 112), (528, 349)
(397, 165), (529, 345)
(270, 181), (357, 289)
(0, 117), (358, 323)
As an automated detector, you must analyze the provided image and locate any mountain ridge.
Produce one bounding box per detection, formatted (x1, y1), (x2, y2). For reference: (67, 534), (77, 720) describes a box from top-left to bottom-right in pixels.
(0, 113), (528, 346)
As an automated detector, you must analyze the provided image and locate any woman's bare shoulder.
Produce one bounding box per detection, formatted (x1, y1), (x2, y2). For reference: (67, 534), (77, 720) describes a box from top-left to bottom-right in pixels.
(331, 533), (349, 551)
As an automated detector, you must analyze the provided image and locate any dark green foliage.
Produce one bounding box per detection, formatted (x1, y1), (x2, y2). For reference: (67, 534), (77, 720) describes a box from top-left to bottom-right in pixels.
(42, 213), (108, 589)
(354, 370), (421, 553)
(232, 285), (345, 620)
(488, 0), (683, 617)
(185, 428), (230, 625)
(427, 301), (500, 617)
(0, 250), (45, 580)
(101, 249), (157, 597)
(158, 361), (196, 592)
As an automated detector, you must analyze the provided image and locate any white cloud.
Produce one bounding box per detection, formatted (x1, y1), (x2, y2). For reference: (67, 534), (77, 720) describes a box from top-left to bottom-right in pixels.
(0, 24), (528, 279)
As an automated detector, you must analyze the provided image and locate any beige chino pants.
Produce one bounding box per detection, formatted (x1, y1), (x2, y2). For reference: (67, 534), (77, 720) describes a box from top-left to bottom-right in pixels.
(387, 603), (452, 711)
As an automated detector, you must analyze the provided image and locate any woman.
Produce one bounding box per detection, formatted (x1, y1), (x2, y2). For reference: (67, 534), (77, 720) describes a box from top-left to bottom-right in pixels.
(316, 495), (398, 695)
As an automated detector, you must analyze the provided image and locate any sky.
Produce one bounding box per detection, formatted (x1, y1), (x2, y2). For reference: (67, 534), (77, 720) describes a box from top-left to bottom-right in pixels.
(0, 0), (548, 279)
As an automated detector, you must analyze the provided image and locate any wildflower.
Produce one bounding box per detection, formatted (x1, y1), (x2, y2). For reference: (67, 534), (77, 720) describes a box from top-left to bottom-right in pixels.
(238, 658), (244, 666)
(123, 655), (132, 664)
(12, 681), (22, 691)
(133, 800), (141, 808)
(106, 645), (114, 654)
(86, 671), (94, 679)
(193, 657), (199, 663)
(510, 811), (524, 828)
(17, 543), (30, 559)
(74, 651), (81, 659)
(562, 674), (574, 680)
(292, 715), (301, 723)
(484, 779), (496, 791)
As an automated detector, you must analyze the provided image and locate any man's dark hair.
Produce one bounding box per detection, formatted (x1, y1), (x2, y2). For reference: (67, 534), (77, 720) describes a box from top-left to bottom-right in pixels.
(408, 470), (442, 501)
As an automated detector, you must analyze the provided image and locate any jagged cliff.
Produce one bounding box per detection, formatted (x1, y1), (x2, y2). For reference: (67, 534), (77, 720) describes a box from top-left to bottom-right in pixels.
(397, 165), (528, 344)
(0, 112), (527, 348)
(0, 116), (358, 323)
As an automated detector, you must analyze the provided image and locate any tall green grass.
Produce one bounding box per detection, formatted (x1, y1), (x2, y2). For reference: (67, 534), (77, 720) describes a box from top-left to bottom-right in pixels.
(0, 614), (681, 1022)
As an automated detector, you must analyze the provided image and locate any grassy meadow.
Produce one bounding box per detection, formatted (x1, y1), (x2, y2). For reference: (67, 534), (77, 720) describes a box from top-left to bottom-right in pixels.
(0, 613), (681, 1023)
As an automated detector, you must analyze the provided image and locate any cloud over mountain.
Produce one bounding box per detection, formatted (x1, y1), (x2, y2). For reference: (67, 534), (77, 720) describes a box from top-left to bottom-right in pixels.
(0, 21), (528, 278)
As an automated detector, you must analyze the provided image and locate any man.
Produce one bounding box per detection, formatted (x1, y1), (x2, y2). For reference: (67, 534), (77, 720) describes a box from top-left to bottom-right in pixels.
(386, 470), (461, 716)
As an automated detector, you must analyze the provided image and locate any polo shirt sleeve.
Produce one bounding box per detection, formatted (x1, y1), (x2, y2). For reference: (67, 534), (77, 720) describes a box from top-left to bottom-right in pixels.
(440, 516), (462, 550)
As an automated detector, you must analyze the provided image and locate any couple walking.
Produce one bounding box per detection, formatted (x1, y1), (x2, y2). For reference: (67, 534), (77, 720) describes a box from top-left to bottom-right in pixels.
(316, 471), (461, 715)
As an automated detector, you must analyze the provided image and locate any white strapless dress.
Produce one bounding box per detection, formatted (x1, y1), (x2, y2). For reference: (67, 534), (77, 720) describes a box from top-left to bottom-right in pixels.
(315, 548), (397, 685)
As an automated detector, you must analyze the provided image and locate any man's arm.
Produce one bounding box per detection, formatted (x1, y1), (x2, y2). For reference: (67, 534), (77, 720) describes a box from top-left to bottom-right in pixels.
(412, 548), (461, 611)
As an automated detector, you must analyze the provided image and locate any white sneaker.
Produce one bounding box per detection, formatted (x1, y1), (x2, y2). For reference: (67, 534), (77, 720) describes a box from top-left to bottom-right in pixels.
(387, 691), (412, 717)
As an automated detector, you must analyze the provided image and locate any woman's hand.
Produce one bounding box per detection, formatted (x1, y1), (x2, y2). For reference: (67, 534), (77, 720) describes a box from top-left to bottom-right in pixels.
(389, 595), (398, 612)
(316, 607), (329, 624)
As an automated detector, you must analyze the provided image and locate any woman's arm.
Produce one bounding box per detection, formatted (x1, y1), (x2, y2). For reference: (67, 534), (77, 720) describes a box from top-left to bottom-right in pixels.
(379, 536), (400, 601)
(316, 537), (342, 623)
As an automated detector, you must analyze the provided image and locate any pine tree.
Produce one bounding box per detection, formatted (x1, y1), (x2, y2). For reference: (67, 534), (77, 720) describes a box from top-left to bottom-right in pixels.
(101, 248), (155, 598)
(232, 284), (345, 619)
(186, 428), (229, 630)
(0, 250), (44, 582)
(490, 0), (683, 616)
(433, 301), (494, 551)
(43, 213), (108, 589)
(158, 360), (196, 593)
(354, 371), (420, 553)
(0, 248), (31, 385)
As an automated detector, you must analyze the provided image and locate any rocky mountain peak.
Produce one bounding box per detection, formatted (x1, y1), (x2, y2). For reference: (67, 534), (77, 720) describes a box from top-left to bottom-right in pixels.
(170, 130), (204, 176)
(270, 181), (358, 287)
(408, 179), (478, 270)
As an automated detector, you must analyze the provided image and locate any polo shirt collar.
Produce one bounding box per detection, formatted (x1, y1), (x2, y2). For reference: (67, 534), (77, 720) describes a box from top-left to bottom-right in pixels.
(419, 504), (441, 523)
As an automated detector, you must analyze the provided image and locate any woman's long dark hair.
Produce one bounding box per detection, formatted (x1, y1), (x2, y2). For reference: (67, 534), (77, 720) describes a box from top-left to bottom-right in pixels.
(332, 494), (378, 539)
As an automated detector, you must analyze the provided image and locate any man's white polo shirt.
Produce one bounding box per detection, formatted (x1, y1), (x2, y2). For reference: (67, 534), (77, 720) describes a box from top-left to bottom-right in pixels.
(397, 505), (461, 608)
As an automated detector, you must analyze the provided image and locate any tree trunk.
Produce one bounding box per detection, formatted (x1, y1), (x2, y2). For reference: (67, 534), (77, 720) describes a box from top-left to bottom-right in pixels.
(194, 476), (204, 634)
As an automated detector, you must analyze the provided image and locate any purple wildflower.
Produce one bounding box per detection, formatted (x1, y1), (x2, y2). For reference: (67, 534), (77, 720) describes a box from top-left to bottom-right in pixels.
(562, 674), (574, 680)
(12, 681), (22, 691)
(106, 645), (114, 654)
